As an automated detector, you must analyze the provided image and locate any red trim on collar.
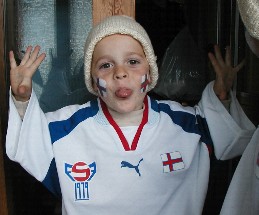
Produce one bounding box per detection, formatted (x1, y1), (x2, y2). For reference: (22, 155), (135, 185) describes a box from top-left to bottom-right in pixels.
(100, 96), (149, 151)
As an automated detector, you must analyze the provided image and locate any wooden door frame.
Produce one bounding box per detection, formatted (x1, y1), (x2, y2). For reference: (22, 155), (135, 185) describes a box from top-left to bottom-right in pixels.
(0, 0), (9, 214)
(93, 0), (135, 25)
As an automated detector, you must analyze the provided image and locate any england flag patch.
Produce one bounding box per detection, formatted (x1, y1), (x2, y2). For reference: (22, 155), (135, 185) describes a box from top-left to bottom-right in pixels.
(161, 151), (185, 173)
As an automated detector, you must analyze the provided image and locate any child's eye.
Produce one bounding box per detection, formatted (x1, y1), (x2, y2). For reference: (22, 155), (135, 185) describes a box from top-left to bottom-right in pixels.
(99, 63), (112, 69)
(128, 59), (140, 65)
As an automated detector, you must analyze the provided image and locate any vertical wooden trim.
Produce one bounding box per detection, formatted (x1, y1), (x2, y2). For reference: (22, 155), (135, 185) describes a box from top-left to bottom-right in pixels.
(0, 0), (6, 109)
(92, 0), (113, 26)
(114, 0), (135, 17)
(0, 121), (8, 215)
(0, 0), (9, 213)
(92, 0), (135, 25)
(0, 0), (6, 121)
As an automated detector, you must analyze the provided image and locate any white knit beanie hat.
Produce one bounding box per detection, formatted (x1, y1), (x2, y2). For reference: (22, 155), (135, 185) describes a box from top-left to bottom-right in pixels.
(84, 15), (158, 95)
(237, 0), (259, 40)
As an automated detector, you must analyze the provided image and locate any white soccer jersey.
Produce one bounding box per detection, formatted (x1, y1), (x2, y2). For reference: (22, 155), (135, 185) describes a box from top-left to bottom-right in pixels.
(220, 128), (259, 215)
(6, 82), (255, 215)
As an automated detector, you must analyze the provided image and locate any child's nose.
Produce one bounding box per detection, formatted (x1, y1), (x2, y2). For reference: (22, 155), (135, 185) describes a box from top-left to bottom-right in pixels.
(114, 66), (128, 79)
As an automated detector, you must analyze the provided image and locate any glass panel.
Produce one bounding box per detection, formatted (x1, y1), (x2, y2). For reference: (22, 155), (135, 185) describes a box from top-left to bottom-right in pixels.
(6, 0), (95, 113)
(136, 0), (212, 105)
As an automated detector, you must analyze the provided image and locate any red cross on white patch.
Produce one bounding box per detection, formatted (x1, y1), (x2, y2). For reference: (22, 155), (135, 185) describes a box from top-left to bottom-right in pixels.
(161, 151), (185, 173)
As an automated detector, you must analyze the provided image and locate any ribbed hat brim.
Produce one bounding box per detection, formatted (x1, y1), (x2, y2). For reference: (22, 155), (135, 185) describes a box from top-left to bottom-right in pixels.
(237, 0), (259, 40)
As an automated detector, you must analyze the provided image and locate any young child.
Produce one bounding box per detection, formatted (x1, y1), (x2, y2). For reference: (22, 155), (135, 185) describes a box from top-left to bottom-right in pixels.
(220, 0), (259, 214)
(6, 15), (255, 215)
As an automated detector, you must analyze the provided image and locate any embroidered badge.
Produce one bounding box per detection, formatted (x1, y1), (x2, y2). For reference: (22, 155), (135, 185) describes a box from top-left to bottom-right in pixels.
(121, 158), (143, 176)
(161, 151), (185, 173)
(65, 161), (96, 201)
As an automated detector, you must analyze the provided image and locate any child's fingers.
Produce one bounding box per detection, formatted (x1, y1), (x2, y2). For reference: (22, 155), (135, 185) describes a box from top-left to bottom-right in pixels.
(208, 52), (221, 73)
(9, 51), (17, 69)
(20, 46), (33, 66)
(25, 45), (42, 66)
(214, 45), (225, 67)
(234, 58), (245, 73)
(225, 46), (231, 66)
(29, 52), (46, 73)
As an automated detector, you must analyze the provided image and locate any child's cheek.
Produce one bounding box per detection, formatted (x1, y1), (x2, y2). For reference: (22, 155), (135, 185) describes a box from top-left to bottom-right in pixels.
(140, 74), (150, 93)
(95, 77), (107, 97)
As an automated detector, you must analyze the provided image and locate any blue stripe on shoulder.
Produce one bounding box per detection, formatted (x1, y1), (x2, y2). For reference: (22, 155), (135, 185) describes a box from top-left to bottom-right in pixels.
(150, 98), (213, 147)
(42, 158), (61, 198)
(195, 115), (213, 148)
(49, 100), (99, 144)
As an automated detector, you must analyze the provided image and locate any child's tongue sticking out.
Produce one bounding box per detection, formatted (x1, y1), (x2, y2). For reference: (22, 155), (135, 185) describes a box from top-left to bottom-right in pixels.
(115, 88), (132, 98)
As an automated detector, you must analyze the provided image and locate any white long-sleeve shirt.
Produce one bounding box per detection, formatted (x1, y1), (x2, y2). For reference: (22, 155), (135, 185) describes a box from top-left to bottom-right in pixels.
(220, 126), (259, 215)
(6, 81), (255, 215)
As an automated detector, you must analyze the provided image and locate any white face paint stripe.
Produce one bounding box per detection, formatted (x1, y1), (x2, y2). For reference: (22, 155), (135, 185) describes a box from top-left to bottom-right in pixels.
(141, 74), (149, 93)
(96, 78), (107, 97)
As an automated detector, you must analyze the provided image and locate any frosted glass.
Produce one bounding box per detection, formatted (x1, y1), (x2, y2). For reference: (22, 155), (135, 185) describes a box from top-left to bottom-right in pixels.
(16, 0), (94, 112)
(69, 0), (92, 75)
(17, 0), (56, 98)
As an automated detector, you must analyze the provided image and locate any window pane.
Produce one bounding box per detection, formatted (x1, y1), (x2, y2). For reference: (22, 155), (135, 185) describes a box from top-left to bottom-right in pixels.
(7, 0), (95, 113)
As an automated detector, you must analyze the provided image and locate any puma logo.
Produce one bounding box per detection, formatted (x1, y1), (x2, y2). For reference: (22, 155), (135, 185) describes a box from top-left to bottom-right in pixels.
(121, 158), (143, 176)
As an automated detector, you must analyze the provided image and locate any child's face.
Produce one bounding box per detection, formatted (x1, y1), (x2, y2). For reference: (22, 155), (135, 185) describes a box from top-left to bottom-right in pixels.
(91, 34), (151, 113)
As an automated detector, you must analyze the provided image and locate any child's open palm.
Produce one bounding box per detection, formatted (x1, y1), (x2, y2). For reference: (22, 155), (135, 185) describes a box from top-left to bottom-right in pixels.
(208, 45), (245, 100)
(9, 45), (46, 101)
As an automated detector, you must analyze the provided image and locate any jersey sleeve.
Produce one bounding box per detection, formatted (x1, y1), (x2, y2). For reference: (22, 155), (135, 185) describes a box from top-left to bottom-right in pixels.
(199, 81), (256, 160)
(6, 89), (61, 196)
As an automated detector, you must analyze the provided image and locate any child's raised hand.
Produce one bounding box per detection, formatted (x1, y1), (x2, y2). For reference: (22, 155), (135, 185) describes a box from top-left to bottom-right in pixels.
(208, 44), (245, 100)
(9, 45), (46, 101)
